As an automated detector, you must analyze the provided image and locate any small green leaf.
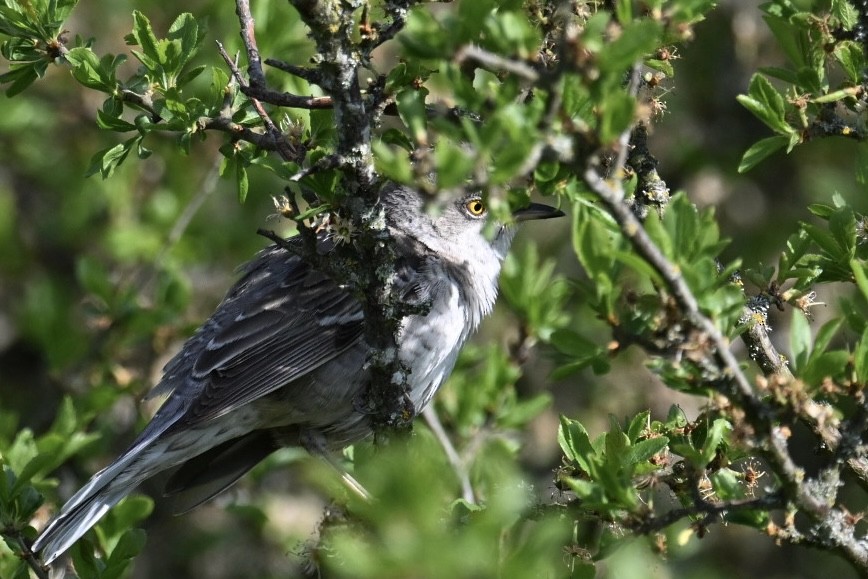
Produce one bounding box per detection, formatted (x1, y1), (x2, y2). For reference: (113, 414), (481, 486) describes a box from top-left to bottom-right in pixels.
(623, 436), (668, 466)
(851, 259), (868, 303)
(396, 88), (428, 145)
(598, 91), (636, 144)
(627, 410), (650, 442)
(66, 47), (113, 91)
(85, 139), (135, 178)
(167, 12), (203, 67)
(699, 419), (731, 465)
(236, 163), (249, 203)
(789, 310), (812, 372)
(738, 135), (788, 173)
(855, 326), (868, 383)
(129, 11), (162, 68)
(373, 140), (413, 183)
(831, 0), (858, 29)
(96, 110), (137, 132)
(435, 139), (474, 189)
(737, 74), (794, 135)
(0, 64), (41, 96)
(812, 318), (844, 358)
(558, 416), (596, 475)
(596, 20), (661, 73)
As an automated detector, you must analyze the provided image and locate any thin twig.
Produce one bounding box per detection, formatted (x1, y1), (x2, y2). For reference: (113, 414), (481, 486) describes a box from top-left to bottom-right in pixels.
(582, 165), (824, 506)
(5, 532), (49, 579)
(264, 58), (323, 84)
(216, 40), (298, 162)
(242, 84), (334, 109)
(633, 493), (786, 534)
(235, 0), (266, 87)
(612, 65), (642, 178)
(423, 406), (475, 503)
(455, 45), (540, 82)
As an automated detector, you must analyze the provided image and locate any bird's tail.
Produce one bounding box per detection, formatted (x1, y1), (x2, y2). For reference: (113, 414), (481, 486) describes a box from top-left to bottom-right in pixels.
(32, 437), (155, 564)
(32, 396), (189, 565)
(33, 399), (263, 564)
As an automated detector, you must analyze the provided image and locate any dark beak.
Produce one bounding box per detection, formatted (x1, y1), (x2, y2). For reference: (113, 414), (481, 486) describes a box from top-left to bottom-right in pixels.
(513, 202), (565, 222)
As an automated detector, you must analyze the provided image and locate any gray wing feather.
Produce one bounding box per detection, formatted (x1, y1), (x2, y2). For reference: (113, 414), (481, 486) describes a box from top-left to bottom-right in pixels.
(153, 242), (365, 427)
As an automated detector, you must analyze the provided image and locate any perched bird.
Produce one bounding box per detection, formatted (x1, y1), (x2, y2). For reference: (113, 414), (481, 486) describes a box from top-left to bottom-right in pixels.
(33, 184), (563, 564)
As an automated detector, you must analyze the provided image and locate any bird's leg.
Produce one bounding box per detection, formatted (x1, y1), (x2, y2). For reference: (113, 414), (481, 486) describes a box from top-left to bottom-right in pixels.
(300, 430), (372, 502)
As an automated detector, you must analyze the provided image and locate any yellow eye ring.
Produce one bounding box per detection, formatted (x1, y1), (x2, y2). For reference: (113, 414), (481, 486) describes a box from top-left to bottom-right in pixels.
(465, 198), (486, 217)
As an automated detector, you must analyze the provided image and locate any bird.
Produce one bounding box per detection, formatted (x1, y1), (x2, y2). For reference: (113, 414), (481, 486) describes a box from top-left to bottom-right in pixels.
(32, 183), (563, 564)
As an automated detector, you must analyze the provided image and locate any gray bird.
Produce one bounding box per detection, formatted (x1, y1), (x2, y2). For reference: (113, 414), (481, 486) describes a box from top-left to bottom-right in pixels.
(32, 184), (563, 564)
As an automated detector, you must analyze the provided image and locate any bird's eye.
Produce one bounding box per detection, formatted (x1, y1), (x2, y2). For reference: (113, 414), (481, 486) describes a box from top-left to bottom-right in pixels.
(465, 198), (486, 217)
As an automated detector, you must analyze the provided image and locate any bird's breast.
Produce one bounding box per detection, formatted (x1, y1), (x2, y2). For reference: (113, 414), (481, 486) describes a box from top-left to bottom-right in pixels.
(399, 281), (471, 411)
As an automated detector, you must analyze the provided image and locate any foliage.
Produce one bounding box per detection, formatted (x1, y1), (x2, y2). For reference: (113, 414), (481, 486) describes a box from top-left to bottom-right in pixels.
(2, 0), (868, 578)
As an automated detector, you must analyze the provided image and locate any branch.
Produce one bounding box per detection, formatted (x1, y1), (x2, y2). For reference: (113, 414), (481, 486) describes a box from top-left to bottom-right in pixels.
(234, 0), (266, 87)
(454, 44), (541, 82)
(423, 406), (475, 504)
(2, 530), (49, 579)
(582, 162), (868, 571)
(740, 294), (793, 378)
(242, 83), (334, 109)
(624, 123), (670, 220)
(282, 0), (421, 433)
(216, 37), (301, 163)
(633, 493), (786, 535)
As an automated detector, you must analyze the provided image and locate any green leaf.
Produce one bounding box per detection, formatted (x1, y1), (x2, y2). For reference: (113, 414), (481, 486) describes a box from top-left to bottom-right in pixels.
(109, 528), (147, 561)
(738, 135), (788, 173)
(831, 0), (858, 29)
(802, 350), (850, 385)
(177, 64), (206, 87)
(71, 539), (103, 577)
(833, 41), (865, 84)
(167, 12), (203, 67)
(759, 65), (798, 84)
(789, 310), (811, 372)
(373, 141), (413, 184)
(851, 259), (868, 303)
(598, 91), (636, 144)
(85, 139), (136, 178)
(812, 318), (844, 358)
(0, 63), (41, 96)
(627, 410), (650, 443)
(128, 11), (162, 68)
(615, 0), (633, 23)
(65, 47), (114, 91)
(855, 326), (868, 384)
(558, 416), (596, 475)
(396, 88), (428, 145)
(736, 74), (794, 135)
(434, 141), (475, 190)
(597, 20), (661, 73)
(96, 110), (137, 132)
(699, 419), (731, 465)
(762, 14), (806, 69)
(236, 162), (249, 203)
(399, 9), (453, 59)
(623, 436), (668, 466)
(550, 328), (608, 378)
(309, 109), (336, 145)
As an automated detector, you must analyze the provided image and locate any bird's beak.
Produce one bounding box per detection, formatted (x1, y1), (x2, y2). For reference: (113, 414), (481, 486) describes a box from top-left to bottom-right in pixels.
(513, 202), (565, 222)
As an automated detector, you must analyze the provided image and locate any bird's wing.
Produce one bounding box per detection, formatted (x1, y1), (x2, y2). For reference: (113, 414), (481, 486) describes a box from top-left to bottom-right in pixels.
(152, 242), (366, 427)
